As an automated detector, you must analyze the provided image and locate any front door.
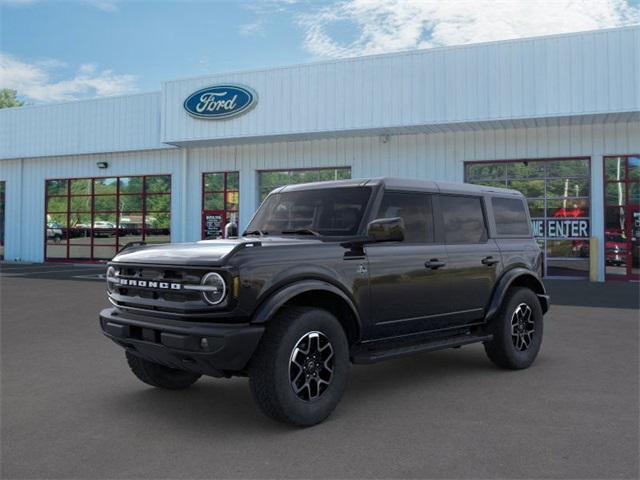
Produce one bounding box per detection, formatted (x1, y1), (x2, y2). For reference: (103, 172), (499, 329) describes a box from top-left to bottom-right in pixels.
(366, 191), (452, 339)
(604, 156), (640, 280)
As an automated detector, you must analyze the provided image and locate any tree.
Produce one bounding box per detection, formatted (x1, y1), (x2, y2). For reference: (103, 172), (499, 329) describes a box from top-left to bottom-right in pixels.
(0, 89), (24, 109)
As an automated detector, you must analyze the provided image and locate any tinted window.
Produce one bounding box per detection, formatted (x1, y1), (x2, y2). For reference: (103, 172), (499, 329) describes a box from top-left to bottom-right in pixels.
(246, 187), (371, 237)
(376, 192), (434, 243)
(492, 197), (530, 235)
(440, 195), (487, 244)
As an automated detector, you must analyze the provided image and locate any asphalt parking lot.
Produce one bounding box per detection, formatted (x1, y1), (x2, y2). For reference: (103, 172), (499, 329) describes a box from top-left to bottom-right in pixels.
(1, 263), (638, 479)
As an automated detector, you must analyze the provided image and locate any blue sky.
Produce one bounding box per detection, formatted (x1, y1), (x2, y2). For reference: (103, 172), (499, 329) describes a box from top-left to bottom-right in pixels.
(1, 0), (639, 103)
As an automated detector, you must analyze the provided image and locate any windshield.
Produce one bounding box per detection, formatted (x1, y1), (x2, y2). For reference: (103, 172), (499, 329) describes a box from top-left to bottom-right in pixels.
(246, 187), (372, 237)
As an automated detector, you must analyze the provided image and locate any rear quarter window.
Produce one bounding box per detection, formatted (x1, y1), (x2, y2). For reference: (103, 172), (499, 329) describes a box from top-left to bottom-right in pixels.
(492, 197), (531, 236)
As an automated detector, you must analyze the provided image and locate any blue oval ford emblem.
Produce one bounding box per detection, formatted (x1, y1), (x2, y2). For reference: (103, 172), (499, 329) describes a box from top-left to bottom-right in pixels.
(183, 84), (257, 120)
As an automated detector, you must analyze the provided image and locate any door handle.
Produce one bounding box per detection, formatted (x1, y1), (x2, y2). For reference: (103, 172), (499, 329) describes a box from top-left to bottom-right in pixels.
(425, 259), (446, 269)
(481, 256), (500, 266)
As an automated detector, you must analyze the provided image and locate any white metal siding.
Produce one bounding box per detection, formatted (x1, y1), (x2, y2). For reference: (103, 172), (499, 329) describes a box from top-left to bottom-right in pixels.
(162, 27), (639, 145)
(0, 92), (168, 160)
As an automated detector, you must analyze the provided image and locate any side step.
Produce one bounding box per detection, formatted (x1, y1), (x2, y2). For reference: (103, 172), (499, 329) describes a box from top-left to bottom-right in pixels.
(351, 333), (492, 365)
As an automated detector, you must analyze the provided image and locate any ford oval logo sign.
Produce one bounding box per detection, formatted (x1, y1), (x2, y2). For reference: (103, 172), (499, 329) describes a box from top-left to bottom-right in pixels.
(183, 84), (257, 120)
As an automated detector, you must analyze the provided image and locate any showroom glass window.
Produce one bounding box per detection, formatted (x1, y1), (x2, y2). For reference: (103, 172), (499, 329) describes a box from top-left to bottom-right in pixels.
(258, 168), (351, 201)
(202, 171), (239, 239)
(465, 158), (591, 277)
(603, 155), (639, 280)
(45, 175), (171, 261)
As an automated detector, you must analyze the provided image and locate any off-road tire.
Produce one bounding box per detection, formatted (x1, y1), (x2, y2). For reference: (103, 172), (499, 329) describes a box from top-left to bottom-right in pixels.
(248, 307), (349, 427)
(484, 287), (543, 370)
(125, 351), (201, 390)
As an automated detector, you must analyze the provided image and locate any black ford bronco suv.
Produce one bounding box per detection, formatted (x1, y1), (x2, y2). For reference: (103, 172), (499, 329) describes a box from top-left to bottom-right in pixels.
(100, 177), (549, 426)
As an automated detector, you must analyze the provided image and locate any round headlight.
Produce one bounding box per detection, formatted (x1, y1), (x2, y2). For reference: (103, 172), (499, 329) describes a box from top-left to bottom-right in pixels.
(201, 272), (226, 305)
(106, 266), (117, 294)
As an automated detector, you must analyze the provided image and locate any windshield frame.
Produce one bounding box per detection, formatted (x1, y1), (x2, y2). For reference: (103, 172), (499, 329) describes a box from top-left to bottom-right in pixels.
(245, 185), (377, 240)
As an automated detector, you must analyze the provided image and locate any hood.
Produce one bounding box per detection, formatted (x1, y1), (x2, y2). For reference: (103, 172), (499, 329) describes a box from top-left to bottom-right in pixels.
(111, 236), (323, 266)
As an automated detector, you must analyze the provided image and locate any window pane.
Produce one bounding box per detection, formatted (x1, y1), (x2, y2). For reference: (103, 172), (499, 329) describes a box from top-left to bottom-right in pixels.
(260, 171), (290, 190)
(93, 246), (117, 260)
(336, 168), (351, 180)
(70, 196), (91, 212)
(290, 170), (320, 184)
(204, 193), (224, 210)
(94, 178), (117, 194)
(70, 179), (91, 195)
(94, 195), (117, 212)
(547, 199), (590, 218)
(69, 245), (91, 260)
(506, 161), (545, 179)
(145, 194), (170, 212)
(47, 196), (68, 213)
(492, 197), (530, 235)
(93, 214), (117, 228)
(46, 243), (68, 259)
(145, 176), (171, 193)
(528, 199), (545, 218)
(119, 177), (143, 194)
(474, 180), (506, 188)
(46, 213), (68, 229)
(69, 213), (91, 229)
(119, 214), (144, 230)
(226, 191), (239, 211)
(93, 230), (117, 243)
(144, 229), (171, 244)
(605, 157), (626, 181)
(546, 179), (590, 198)
(629, 156), (640, 181)
(47, 179), (67, 196)
(46, 221), (66, 244)
(605, 207), (626, 232)
(466, 163), (506, 181)
(204, 173), (224, 191)
(118, 230), (144, 244)
(605, 183), (625, 206)
(547, 240), (588, 258)
(440, 195), (487, 244)
(507, 179), (545, 198)
(227, 171), (239, 190)
(119, 194), (143, 211)
(629, 183), (639, 205)
(547, 159), (589, 178)
(376, 192), (433, 243)
(547, 259), (588, 277)
(145, 213), (170, 229)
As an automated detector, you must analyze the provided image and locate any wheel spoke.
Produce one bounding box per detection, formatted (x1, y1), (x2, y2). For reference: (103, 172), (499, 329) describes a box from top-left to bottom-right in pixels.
(289, 330), (335, 402)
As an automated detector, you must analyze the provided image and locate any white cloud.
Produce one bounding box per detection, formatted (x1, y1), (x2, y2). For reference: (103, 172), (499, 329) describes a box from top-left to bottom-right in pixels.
(239, 19), (266, 37)
(298, 0), (640, 58)
(0, 53), (138, 102)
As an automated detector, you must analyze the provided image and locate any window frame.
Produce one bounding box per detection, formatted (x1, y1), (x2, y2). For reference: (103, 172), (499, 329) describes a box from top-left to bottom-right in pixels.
(44, 174), (171, 262)
(201, 171), (240, 239)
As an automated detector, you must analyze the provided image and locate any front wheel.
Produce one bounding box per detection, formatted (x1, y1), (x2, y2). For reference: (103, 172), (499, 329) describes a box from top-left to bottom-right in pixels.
(484, 287), (544, 370)
(248, 307), (349, 427)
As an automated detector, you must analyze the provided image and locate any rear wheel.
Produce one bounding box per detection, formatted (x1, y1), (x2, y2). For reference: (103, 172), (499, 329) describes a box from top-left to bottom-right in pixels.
(248, 307), (349, 427)
(484, 287), (544, 370)
(125, 351), (201, 390)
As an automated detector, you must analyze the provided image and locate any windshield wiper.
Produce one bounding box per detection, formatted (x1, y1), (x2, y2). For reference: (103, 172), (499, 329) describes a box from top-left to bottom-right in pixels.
(281, 228), (321, 237)
(243, 229), (268, 236)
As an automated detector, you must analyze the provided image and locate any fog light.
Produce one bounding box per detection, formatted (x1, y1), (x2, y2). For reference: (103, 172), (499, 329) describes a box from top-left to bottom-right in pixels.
(200, 338), (209, 349)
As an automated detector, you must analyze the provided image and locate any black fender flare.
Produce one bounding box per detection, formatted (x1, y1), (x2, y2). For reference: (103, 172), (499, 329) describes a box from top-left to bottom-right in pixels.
(251, 279), (362, 339)
(485, 268), (549, 321)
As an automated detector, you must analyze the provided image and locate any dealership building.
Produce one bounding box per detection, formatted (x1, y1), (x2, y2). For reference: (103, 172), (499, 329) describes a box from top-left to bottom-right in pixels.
(0, 26), (638, 281)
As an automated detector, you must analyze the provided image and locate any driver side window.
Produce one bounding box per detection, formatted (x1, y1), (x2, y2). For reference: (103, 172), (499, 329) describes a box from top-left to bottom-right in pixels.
(376, 191), (434, 243)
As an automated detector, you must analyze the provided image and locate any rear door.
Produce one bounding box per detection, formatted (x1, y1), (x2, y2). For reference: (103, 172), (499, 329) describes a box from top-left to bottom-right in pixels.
(438, 194), (501, 323)
(365, 190), (451, 338)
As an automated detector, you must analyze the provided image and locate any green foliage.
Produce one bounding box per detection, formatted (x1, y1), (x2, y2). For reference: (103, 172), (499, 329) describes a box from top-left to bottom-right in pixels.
(0, 89), (24, 109)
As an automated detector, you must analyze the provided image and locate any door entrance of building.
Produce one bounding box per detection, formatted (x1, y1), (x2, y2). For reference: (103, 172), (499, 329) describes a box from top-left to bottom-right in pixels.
(604, 156), (639, 280)
(201, 172), (239, 240)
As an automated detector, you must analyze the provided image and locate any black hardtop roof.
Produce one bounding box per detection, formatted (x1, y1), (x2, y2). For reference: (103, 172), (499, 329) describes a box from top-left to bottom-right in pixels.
(276, 177), (523, 197)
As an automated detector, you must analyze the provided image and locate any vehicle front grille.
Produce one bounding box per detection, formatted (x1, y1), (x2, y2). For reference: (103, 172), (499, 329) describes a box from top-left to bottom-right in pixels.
(108, 265), (216, 315)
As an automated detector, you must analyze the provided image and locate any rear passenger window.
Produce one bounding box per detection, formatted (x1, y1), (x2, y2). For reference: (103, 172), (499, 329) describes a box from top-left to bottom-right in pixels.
(376, 191), (434, 243)
(492, 197), (530, 235)
(440, 195), (487, 243)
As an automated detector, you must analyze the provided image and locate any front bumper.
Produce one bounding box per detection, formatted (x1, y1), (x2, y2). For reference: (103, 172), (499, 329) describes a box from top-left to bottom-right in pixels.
(99, 307), (264, 377)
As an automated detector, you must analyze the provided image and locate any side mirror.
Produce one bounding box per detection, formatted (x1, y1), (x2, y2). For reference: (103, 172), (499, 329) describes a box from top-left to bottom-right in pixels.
(367, 217), (405, 243)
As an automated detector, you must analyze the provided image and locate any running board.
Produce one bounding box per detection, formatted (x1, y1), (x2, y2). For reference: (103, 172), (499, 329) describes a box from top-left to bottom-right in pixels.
(351, 333), (493, 364)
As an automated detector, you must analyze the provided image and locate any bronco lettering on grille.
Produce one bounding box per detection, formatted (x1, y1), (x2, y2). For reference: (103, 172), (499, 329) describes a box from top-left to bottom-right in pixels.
(117, 278), (182, 290)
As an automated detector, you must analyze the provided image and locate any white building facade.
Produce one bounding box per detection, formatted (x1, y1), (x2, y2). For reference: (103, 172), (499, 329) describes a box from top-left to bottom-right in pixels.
(1, 27), (638, 281)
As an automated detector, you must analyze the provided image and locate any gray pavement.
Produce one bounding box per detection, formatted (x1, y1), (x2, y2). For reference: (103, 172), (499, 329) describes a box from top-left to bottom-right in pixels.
(1, 263), (638, 479)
